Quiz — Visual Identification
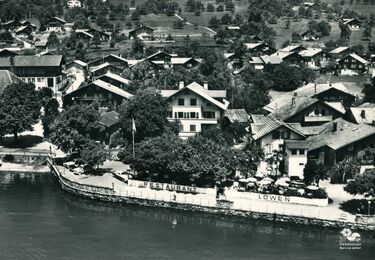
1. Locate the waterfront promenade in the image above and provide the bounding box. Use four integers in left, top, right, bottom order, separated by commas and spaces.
54, 164, 366, 226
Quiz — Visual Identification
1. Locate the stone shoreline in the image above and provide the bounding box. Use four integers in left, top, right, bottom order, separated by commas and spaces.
49, 164, 375, 231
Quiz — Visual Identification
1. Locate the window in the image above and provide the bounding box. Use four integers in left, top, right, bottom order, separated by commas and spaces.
299, 149, 305, 155
178, 112, 183, 118
321, 109, 326, 116
203, 111, 215, 118
348, 145, 353, 151
291, 149, 297, 155
178, 98, 184, 106
190, 125, 196, 132
299, 163, 305, 166
190, 98, 197, 106
190, 112, 197, 119
282, 131, 290, 139
272, 131, 280, 140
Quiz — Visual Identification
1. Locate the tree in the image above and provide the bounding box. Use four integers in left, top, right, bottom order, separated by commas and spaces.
49, 104, 104, 153
42, 97, 59, 138
329, 159, 360, 184
79, 141, 109, 170
303, 161, 326, 186
285, 18, 291, 29
119, 88, 171, 143
369, 13, 375, 28
339, 22, 351, 42
232, 81, 270, 114
93, 32, 101, 47
0, 82, 41, 141
362, 26, 372, 40
221, 13, 232, 25
363, 77, 375, 103
206, 3, 214, 12
209, 16, 221, 27
345, 170, 375, 198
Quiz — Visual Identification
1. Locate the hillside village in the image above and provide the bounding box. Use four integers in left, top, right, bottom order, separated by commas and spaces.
2, 0, 375, 217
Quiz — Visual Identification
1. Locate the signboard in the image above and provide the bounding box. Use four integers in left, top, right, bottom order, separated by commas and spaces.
128, 180, 216, 195
257, 194, 291, 203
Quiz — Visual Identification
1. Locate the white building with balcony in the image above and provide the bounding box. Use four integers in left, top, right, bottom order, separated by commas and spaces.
67, 0, 82, 8
161, 82, 229, 139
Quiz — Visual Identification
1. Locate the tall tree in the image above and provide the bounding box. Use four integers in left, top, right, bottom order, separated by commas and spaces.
0, 82, 41, 141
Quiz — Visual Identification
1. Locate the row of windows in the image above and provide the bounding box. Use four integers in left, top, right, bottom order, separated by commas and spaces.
178, 98, 197, 106
291, 149, 305, 155
167, 111, 216, 119
21, 77, 46, 83
272, 131, 291, 140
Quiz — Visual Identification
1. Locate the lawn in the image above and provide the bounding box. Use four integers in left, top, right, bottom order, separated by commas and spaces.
322, 0, 375, 16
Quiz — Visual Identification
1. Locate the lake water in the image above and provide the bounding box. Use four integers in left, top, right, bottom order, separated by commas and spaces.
0, 172, 374, 260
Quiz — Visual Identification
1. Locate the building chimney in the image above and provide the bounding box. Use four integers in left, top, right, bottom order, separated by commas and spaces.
203, 81, 208, 90
332, 122, 338, 132
361, 110, 366, 119
291, 96, 296, 106
314, 83, 317, 94
179, 81, 184, 90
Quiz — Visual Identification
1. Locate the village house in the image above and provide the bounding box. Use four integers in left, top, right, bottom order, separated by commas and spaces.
89, 63, 123, 78
67, 0, 82, 8
264, 82, 355, 113
14, 24, 35, 37
94, 71, 130, 90
342, 18, 362, 30
279, 45, 306, 53
249, 55, 283, 70
128, 25, 154, 40
298, 48, 328, 70
249, 114, 307, 179
307, 118, 375, 166
1, 20, 21, 30
75, 30, 94, 42
86, 28, 111, 41
0, 48, 18, 57
345, 103, 375, 125
63, 79, 133, 106
223, 109, 249, 127
337, 53, 368, 75
88, 54, 128, 69
66, 60, 88, 72
299, 29, 320, 41
244, 42, 276, 56
329, 46, 351, 60
0, 55, 66, 94
270, 51, 303, 64
45, 17, 66, 32
160, 82, 230, 139
267, 96, 345, 126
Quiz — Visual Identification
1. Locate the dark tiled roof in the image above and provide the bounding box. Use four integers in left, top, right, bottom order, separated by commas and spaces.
307, 118, 375, 151
224, 109, 249, 123
0, 70, 21, 94
0, 55, 63, 67
269, 96, 319, 121
250, 114, 305, 140
99, 111, 119, 128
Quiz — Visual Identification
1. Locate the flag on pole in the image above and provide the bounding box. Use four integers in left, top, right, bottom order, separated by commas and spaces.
132, 117, 136, 133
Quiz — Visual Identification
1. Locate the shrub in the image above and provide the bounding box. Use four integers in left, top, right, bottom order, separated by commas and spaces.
2, 154, 15, 162
340, 199, 375, 215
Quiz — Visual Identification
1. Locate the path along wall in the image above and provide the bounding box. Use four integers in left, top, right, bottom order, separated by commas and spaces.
225, 190, 328, 207
49, 163, 375, 231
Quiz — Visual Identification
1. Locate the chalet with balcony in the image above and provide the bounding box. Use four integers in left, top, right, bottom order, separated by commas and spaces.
337, 53, 368, 75
89, 63, 122, 77
249, 55, 283, 70
86, 28, 111, 41
307, 119, 375, 166
329, 47, 351, 60
268, 96, 345, 126
244, 42, 276, 56
298, 48, 328, 70
88, 54, 128, 69
264, 82, 355, 114
0, 55, 65, 94
45, 17, 66, 32
63, 79, 133, 106
160, 82, 229, 139
270, 51, 302, 64
94, 72, 130, 90
300, 29, 320, 41
342, 18, 362, 30
128, 25, 154, 39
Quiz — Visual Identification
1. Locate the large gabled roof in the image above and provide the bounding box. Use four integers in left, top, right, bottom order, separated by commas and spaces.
264, 82, 355, 113
250, 114, 305, 141
0, 70, 21, 94
307, 118, 375, 151
97, 71, 131, 85
339, 53, 368, 65
224, 109, 249, 123
0, 55, 64, 67
66, 79, 133, 99
160, 82, 229, 110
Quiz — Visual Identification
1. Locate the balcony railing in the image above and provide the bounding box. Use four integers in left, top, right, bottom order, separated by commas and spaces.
304, 115, 333, 122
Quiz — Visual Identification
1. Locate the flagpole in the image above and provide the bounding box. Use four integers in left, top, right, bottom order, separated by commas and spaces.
132, 127, 135, 158
132, 117, 135, 158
